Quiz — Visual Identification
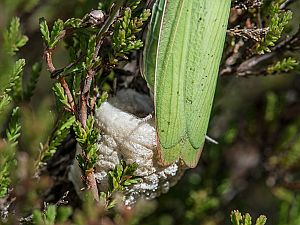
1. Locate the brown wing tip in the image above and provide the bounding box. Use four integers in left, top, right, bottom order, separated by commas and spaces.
181, 144, 204, 168
155, 134, 181, 167
156, 135, 204, 169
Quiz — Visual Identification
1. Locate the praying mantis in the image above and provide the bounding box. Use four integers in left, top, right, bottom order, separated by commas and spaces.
142, 0, 231, 167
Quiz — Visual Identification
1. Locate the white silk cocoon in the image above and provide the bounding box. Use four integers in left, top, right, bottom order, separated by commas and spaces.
69, 89, 186, 205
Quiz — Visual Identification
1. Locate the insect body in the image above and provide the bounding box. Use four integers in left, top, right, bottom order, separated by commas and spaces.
143, 0, 231, 167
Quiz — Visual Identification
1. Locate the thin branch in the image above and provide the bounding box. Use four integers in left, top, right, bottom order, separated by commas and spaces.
44, 50, 77, 114
85, 170, 100, 201
75, 2, 127, 199
94, 0, 126, 59
221, 27, 300, 76
58, 76, 76, 113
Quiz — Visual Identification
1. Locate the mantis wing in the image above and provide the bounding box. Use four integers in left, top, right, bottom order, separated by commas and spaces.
144, 0, 231, 168
142, 0, 167, 90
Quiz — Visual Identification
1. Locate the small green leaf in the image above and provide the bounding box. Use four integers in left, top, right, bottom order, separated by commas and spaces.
4, 17, 28, 55
62, 63, 84, 77
52, 83, 70, 109
6, 107, 21, 145
116, 164, 123, 179
123, 162, 138, 176
230, 210, 267, 225
96, 91, 108, 109
86, 115, 95, 132
39, 17, 51, 47
49, 19, 65, 49
255, 215, 267, 225
2, 59, 26, 95
32, 210, 44, 224
0, 94, 11, 114
86, 35, 97, 69
10, 58, 25, 96
231, 210, 242, 225
64, 18, 82, 28
112, 7, 150, 59
127, 0, 141, 10
256, 3, 293, 54
24, 62, 42, 101
76, 154, 86, 171
43, 114, 75, 162
244, 213, 252, 225
73, 121, 87, 145
56, 206, 72, 223
44, 205, 57, 225
0, 144, 17, 198
267, 57, 298, 74
107, 160, 140, 192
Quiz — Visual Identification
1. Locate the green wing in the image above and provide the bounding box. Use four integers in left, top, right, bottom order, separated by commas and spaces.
155, 0, 230, 168
143, 0, 231, 167
142, 0, 167, 90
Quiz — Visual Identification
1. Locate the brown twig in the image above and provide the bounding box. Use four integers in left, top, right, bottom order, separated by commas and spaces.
76, 2, 126, 200
94, 0, 126, 58
90, 89, 97, 112
78, 69, 99, 200
44, 50, 77, 114
80, 69, 96, 127
85, 170, 100, 201
221, 27, 300, 76
44, 47, 100, 200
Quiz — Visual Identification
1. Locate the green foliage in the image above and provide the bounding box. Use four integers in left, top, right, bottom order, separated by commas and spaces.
9, 58, 25, 100
1, 59, 25, 96
48, 115, 75, 155
126, 0, 141, 10
0, 144, 17, 198
256, 3, 293, 54
274, 189, 300, 225
39, 18, 64, 49
230, 210, 267, 225
95, 91, 108, 109
112, 7, 150, 59
0, 108, 20, 197
74, 116, 99, 171
85, 35, 96, 69
52, 83, 70, 110
0, 94, 11, 114
267, 57, 298, 74
98, 160, 141, 209
49, 19, 65, 49
39, 18, 51, 47
24, 62, 42, 101
85, 35, 101, 70
3, 17, 28, 55
64, 18, 82, 28
32, 204, 72, 225
0, 17, 25, 199
39, 114, 76, 163
6, 107, 21, 145
108, 160, 141, 192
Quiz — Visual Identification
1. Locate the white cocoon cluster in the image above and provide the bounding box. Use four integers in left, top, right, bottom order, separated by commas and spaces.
69, 89, 186, 205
